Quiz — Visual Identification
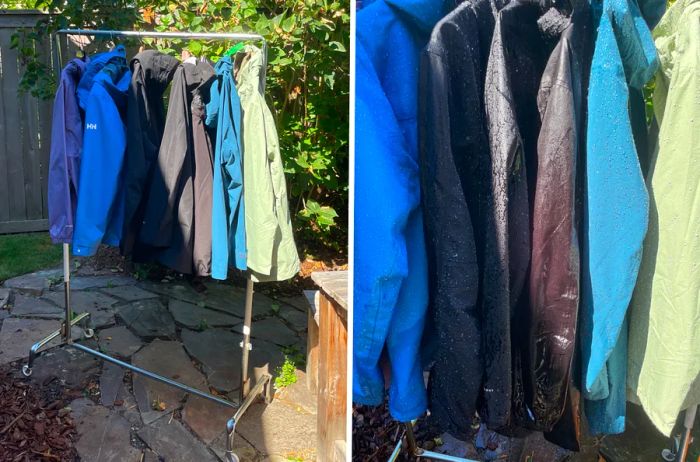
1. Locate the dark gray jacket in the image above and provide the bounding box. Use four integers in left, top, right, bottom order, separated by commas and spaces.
419, 0, 499, 439
140, 61, 215, 274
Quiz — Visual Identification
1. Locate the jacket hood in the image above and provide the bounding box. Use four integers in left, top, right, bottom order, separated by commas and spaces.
183, 60, 215, 94
77, 45, 127, 110
384, 0, 452, 33
130, 50, 180, 95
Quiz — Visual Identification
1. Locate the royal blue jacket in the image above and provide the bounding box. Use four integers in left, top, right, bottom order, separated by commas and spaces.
354, 0, 449, 422
72, 47, 131, 256
579, 0, 662, 434
206, 56, 247, 279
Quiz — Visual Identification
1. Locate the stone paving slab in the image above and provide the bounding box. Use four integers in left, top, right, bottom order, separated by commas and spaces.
100, 362, 125, 407
0, 317, 61, 364
10, 294, 64, 319
182, 329, 285, 393
132, 339, 209, 424
117, 299, 176, 339
277, 307, 308, 333
274, 371, 317, 416
101, 284, 159, 301
169, 299, 241, 330
236, 398, 317, 460
183, 395, 234, 444
98, 325, 144, 358
232, 318, 299, 347
30, 343, 100, 388
139, 415, 219, 462
0, 288, 10, 310
66, 275, 134, 290
43, 290, 119, 328
71, 398, 143, 462
2, 268, 62, 295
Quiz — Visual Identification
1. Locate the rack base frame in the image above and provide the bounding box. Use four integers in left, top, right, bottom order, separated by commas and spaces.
24, 243, 272, 462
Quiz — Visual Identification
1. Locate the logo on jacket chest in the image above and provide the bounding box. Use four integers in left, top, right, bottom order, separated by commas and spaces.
86, 123, 97, 130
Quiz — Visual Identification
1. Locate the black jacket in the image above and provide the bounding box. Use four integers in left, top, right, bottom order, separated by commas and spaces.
418, 0, 499, 439
122, 51, 180, 257
526, 5, 592, 444
141, 61, 215, 274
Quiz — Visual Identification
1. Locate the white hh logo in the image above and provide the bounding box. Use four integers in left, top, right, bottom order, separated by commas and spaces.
86, 123, 97, 130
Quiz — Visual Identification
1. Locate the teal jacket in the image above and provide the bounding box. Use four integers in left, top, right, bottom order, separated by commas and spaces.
207, 56, 247, 279
580, 0, 662, 435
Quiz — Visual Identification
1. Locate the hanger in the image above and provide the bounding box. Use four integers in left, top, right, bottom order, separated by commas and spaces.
224, 42, 245, 57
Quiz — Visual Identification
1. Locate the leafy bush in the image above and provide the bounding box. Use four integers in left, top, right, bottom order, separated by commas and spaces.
12, 0, 349, 255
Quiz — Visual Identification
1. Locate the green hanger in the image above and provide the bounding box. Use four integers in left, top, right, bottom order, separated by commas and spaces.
225, 42, 245, 57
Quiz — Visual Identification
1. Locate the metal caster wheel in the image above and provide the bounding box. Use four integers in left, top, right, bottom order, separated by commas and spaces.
83, 328, 94, 339
226, 453, 240, 462
21, 365, 32, 377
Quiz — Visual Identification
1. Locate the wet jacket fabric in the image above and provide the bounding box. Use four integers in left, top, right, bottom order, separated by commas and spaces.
627, 0, 700, 436
525, 6, 592, 434
354, 0, 450, 421
418, 0, 497, 437
48, 58, 87, 244
206, 56, 247, 279
141, 61, 215, 275
237, 46, 300, 282
579, 0, 660, 435
72, 48, 131, 256
121, 51, 180, 258
483, 1, 565, 429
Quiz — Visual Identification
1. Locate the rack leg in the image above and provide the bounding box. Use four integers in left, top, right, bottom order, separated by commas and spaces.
225, 374, 271, 462
676, 405, 697, 462
22, 312, 91, 376
240, 278, 254, 401
62, 244, 73, 343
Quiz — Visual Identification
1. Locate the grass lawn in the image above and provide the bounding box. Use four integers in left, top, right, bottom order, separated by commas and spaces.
0, 233, 62, 283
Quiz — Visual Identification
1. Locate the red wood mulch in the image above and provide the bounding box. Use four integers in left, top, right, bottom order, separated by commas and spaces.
0, 367, 77, 462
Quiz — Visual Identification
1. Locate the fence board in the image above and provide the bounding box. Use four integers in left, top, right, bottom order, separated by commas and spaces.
0, 11, 52, 233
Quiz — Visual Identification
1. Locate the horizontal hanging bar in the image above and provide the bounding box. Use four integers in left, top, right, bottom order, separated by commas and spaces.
70, 342, 238, 409
57, 29, 265, 42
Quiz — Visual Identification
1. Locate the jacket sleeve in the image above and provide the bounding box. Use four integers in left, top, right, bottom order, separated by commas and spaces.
47, 76, 73, 243
210, 75, 232, 279
352, 41, 415, 407
72, 84, 127, 256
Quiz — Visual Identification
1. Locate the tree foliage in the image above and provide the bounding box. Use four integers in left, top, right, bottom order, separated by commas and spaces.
11, 0, 349, 255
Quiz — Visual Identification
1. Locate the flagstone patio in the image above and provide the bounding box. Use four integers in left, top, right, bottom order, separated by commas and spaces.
0, 265, 316, 461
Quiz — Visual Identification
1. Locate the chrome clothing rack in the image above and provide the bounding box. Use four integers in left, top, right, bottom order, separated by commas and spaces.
23, 29, 271, 462
387, 421, 478, 462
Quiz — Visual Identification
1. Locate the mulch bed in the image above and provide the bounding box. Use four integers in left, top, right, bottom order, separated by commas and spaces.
0, 367, 77, 462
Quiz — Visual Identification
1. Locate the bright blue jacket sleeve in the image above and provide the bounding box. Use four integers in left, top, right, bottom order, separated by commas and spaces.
72, 81, 128, 256
353, 40, 428, 421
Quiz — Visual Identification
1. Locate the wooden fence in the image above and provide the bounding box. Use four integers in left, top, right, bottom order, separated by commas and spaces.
0, 10, 53, 234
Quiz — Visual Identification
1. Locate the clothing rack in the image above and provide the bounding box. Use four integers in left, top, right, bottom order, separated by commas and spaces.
22, 29, 272, 462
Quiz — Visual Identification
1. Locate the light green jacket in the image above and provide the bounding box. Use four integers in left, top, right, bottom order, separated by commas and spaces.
237, 45, 300, 282
627, 0, 700, 436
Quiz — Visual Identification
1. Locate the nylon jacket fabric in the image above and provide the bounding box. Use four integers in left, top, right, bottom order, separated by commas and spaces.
525, 6, 592, 433
627, 0, 700, 436
121, 51, 180, 257
140, 61, 215, 274
354, 0, 449, 421
237, 46, 300, 282
484, 1, 564, 429
73, 52, 131, 256
579, 0, 660, 434
206, 56, 247, 279
418, 0, 497, 437
48, 58, 87, 244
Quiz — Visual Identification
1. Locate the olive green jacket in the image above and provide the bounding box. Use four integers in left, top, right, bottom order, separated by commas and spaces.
628, 0, 700, 436
236, 45, 300, 282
